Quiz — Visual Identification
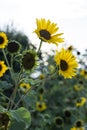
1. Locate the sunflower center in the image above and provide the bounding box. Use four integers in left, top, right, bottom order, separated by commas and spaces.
64, 110, 71, 118
0, 64, 2, 71
22, 52, 35, 70
39, 30, 51, 40
84, 71, 87, 75
77, 98, 82, 103
7, 41, 20, 53
38, 104, 42, 108
60, 60, 68, 71
23, 85, 27, 89
55, 118, 63, 126
76, 121, 82, 127
0, 36, 4, 44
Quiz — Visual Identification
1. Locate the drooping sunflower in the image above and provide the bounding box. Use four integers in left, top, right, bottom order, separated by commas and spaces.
22, 50, 37, 70
34, 18, 64, 45
0, 113, 10, 128
7, 40, 21, 54
54, 48, 78, 78
0, 61, 8, 77
0, 32, 8, 48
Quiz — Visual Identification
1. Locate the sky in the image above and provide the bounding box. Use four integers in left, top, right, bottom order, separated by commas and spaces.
0, 0, 87, 53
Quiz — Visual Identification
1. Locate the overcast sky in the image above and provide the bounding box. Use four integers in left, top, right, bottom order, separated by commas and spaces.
0, 0, 87, 52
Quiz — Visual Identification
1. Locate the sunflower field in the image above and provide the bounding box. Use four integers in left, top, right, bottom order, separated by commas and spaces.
0, 18, 87, 130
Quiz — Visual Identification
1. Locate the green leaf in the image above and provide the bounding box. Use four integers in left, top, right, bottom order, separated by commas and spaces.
9, 107, 31, 129
9, 120, 25, 130
0, 105, 5, 112
0, 80, 13, 89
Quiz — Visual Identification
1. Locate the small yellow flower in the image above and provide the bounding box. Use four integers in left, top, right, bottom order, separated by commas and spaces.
36, 101, 47, 112
70, 127, 85, 130
0, 32, 8, 48
70, 127, 77, 130
54, 48, 78, 78
76, 97, 86, 107
0, 61, 8, 77
71, 120, 85, 130
20, 83, 31, 93
34, 18, 64, 45
80, 69, 87, 79
39, 74, 45, 79
74, 85, 83, 91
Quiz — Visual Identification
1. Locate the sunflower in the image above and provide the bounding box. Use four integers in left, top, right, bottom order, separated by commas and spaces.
54, 48, 78, 78
70, 120, 85, 130
75, 120, 83, 128
0, 32, 8, 48
64, 109, 72, 118
22, 50, 37, 70
80, 69, 87, 79
36, 101, 47, 112
20, 83, 31, 93
7, 40, 21, 54
74, 84, 84, 91
76, 97, 86, 107
70, 127, 85, 130
54, 116, 64, 128
0, 113, 10, 128
34, 18, 64, 45
0, 61, 8, 77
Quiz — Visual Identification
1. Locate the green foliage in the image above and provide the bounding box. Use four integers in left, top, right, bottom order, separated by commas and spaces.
9, 107, 31, 130
0, 21, 87, 130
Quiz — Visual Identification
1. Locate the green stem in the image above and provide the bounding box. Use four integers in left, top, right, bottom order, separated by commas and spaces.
2, 49, 14, 81
13, 85, 37, 110
8, 68, 23, 110
37, 40, 43, 54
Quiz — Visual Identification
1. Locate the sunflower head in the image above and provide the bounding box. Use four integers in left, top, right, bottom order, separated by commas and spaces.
38, 87, 44, 94
39, 73, 45, 80
34, 18, 64, 45
0, 61, 8, 77
74, 84, 83, 91
64, 109, 72, 118
54, 116, 64, 128
75, 120, 83, 128
7, 40, 21, 54
36, 101, 47, 112
22, 50, 37, 70
80, 69, 87, 79
20, 83, 31, 93
70, 126, 85, 130
0, 32, 8, 49
0, 113, 10, 128
76, 97, 86, 107
54, 48, 78, 78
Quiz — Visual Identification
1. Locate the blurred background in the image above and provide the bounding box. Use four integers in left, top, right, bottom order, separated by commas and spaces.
0, 0, 87, 52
